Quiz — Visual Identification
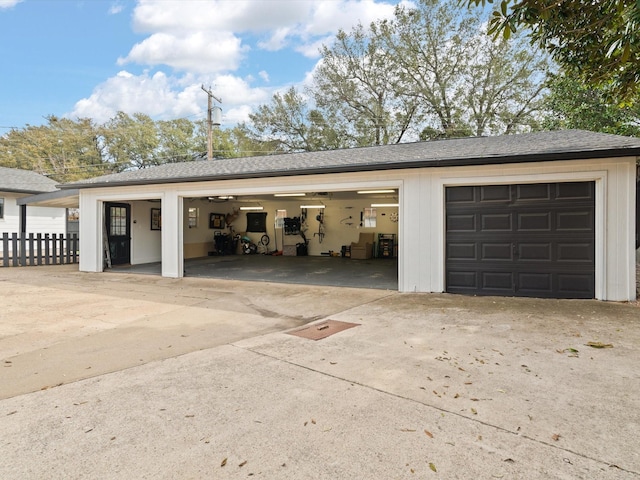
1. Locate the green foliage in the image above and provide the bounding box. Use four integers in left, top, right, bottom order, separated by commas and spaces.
313, 23, 419, 145
382, 0, 549, 137
0, 113, 245, 182
247, 0, 549, 147
463, 0, 640, 103
0, 116, 108, 182
101, 112, 160, 170
244, 87, 353, 152
542, 75, 640, 137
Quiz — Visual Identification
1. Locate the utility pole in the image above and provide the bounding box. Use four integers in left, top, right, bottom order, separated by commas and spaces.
201, 85, 222, 161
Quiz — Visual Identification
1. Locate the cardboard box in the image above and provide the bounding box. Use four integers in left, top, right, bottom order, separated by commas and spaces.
283, 245, 297, 256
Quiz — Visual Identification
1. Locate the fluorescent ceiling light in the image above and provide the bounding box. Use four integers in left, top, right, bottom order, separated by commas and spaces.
357, 189, 395, 194
274, 193, 306, 197
371, 203, 399, 207
300, 205, 325, 209
218, 196, 234, 200
240, 206, 263, 211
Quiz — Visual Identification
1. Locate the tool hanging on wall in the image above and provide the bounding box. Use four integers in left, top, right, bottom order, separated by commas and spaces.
314, 210, 325, 243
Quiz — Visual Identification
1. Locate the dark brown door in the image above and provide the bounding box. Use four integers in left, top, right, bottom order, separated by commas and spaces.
446, 182, 595, 299
106, 202, 131, 265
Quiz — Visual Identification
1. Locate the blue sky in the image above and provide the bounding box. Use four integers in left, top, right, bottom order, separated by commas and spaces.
0, 0, 403, 135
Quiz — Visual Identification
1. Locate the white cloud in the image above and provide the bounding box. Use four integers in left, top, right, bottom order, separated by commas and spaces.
302, 0, 396, 37
69, 0, 402, 127
258, 27, 292, 52
294, 35, 334, 59
118, 31, 247, 73
124, 0, 398, 68
131, 0, 312, 35
70, 71, 201, 123
68, 70, 274, 126
108, 2, 125, 15
0, 0, 22, 9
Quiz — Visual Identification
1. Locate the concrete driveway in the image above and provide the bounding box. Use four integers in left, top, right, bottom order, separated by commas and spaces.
0, 265, 638, 479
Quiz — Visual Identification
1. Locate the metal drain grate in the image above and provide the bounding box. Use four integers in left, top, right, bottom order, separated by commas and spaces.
287, 320, 360, 341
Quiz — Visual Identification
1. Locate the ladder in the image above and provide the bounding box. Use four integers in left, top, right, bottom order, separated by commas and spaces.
103, 227, 111, 269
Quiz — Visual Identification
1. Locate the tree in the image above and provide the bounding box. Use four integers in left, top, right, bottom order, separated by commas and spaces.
542, 75, 640, 137
313, 23, 420, 146
379, 0, 549, 139
101, 112, 160, 170
463, 0, 640, 103
156, 118, 201, 163
0, 116, 109, 182
462, 34, 549, 135
244, 87, 346, 152
244, 0, 548, 147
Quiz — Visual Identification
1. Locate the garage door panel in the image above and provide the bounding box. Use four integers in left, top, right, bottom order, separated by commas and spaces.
517, 212, 551, 231
556, 211, 593, 231
481, 213, 512, 231
481, 243, 513, 261
557, 242, 594, 262
481, 185, 511, 202
518, 243, 552, 261
556, 182, 594, 200
481, 271, 514, 290
518, 272, 552, 294
447, 243, 477, 260
446, 186, 476, 203
447, 270, 478, 289
446, 182, 595, 299
447, 214, 476, 232
557, 273, 595, 295
516, 183, 551, 201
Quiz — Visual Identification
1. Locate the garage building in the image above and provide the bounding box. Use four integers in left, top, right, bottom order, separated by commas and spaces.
61, 130, 640, 301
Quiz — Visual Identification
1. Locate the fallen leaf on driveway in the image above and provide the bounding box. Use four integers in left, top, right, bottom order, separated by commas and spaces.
424, 430, 434, 438
221, 458, 227, 467
586, 342, 613, 348
551, 434, 561, 441
429, 463, 437, 472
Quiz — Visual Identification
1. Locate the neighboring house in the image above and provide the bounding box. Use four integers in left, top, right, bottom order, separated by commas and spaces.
60, 130, 640, 301
0, 166, 67, 239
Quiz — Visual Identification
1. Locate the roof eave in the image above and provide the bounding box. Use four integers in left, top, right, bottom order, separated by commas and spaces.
59, 147, 640, 191
0, 188, 54, 195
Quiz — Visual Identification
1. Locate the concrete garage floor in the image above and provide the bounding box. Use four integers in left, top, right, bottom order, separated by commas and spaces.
1, 265, 639, 479
114, 254, 399, 290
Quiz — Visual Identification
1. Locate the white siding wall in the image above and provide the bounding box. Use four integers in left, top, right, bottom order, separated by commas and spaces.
78, 156, 637, 301
0, 192, 66, 236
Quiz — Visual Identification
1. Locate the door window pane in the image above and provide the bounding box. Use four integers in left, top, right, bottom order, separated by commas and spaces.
188, 207, 199, 228
110, 207, 127, 235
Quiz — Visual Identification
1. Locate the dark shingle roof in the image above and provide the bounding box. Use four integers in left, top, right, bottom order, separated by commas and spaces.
61, 130, 640, 190
0, 167, 59, 194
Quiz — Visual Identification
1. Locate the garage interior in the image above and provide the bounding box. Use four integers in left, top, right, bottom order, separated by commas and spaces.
111, 188, 400, 290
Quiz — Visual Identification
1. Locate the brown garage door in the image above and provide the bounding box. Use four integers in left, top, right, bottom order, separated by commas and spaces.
446, 182, 595, 298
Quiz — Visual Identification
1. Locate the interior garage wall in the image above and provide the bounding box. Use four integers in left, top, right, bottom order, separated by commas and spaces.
130, 200, 161, 265
181, 197, 399, 258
